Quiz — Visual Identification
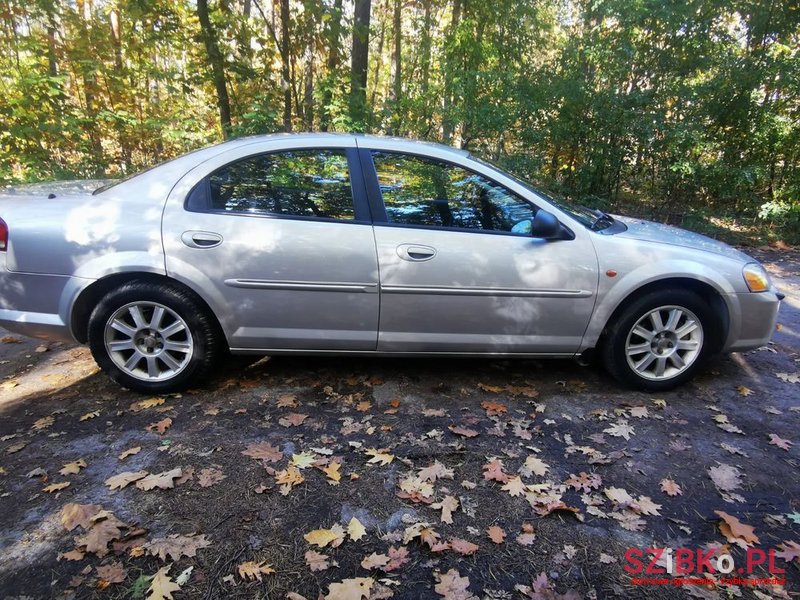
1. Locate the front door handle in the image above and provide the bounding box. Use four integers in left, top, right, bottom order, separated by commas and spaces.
397, 244, 437, 262
182, 231, 223, 249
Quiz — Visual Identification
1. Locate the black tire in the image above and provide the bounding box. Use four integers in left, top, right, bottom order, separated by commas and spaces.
601, 289, 721, 391
88, 281, 224, 394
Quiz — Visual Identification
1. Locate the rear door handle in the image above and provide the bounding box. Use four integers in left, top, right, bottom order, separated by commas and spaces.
397, 244, 436, 262
181, 231, 223, 249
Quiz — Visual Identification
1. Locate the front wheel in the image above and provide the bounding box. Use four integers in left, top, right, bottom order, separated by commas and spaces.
601, 289, 720, 391
88, 281, 223, 394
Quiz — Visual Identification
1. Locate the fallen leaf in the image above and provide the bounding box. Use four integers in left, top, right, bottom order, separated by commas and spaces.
361, 552, 390, 570
431, 495, 459, 523
237, 560, 274, 581
385, 546, 409, 571
501, 476, 527, 497
487, 526, 506, 544
737, 386, 753, 397
708, 464, 742, 492
60, 458, 87, 475
135, 468, 182, 491
716, 511, 759, 548
660, 478, 683, 496
481, 400, 507, 416
325, 577, 373, 600
519, 455, 549, 477
197, 467, 226, 487
130, 397, 165, 412
80, 410, 100, 421
43, 481, 70, 493
305, 524, 346, 548
96, 561, 127, 584
33, 416, 55, 430
483, 459, 511, 483
768, 433, 792, 451
322, 461, 342, 482
347, 517, 367, 541
292, 452, 316, 469
604, 420, 635, 440
776, 540, 800, 564
106, 470, 148, 490
242, 441, 283, 462
448, 425, 479, 438
146, 418, 172, 435
61, 503, 103, 531
144, 534, 211, 561
365, 448, 394, 466
305, 550, 332, 571
418, 460, 454, 482
565, 472, 601, 492
147, 566, 181, 600
449, 538, 479, 555
434, 569, 477, 600
118, 447, 141, 460
279, 413, 308, 427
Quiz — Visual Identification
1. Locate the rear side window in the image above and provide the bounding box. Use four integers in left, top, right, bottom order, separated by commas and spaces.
371, 151, 537, 233
188, 149, 355, 220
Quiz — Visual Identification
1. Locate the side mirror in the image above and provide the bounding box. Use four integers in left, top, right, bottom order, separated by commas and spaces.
530, 209, 562, 239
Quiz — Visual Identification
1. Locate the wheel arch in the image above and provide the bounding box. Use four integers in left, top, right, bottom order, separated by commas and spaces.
69, 272, 227, 346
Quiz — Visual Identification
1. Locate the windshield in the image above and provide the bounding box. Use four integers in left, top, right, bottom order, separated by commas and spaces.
472, 156, 604, 229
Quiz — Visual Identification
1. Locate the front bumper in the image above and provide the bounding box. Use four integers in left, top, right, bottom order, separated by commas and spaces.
724, 289, 781, 352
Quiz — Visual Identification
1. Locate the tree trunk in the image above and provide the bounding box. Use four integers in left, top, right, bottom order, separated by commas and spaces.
279, 0, 292, 131
442, 0, 461, 143
109, 9, 123, 73
197, 0, 233, 137
320, 0, 343, 131
349, 0, 371, 127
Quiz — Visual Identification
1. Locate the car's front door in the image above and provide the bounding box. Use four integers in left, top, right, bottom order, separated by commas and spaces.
162, 143, 380, 351
362, 149, 599, 354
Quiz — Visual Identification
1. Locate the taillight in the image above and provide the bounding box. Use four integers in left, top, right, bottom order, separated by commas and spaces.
0, 217, 7, 251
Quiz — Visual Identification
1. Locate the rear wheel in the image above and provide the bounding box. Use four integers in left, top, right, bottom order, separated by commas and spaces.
88, 281, 223, 394
601, 289, 719, 391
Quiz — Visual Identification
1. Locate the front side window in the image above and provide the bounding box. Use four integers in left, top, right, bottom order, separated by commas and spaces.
195, 149, 355, 220
371, 151, 537, 233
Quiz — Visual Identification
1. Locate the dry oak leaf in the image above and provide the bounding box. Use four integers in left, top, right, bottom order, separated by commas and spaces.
241, 441, 283, 462
448, 424, 479, 438
483, 459, 512, 483
305, 550, 332, 571
130, 397, 165, 412
481, 400, 508, 416
238, 560, 274, 581
769, 433, 793, 451
305, 523, 346, 548
106, 470, 148, 490
431, 495, 459, 524
565, 472, 601, 492
519, 455, 549, 478
403, 521, 441, 549
144, 533, 211, 561
61, 503, 103, 531
197, 467, 226, 488
347, 517, 367, 541
80, 410, 100, 421
118, 446, 141, 461
61, 549, 85, 561
75, 513, 127, 557
146, 566, 181, 600
418, 460, 454, 483
292, 452, 316, 469
434, 569, 477, 600
516, 532, 536, 546
604, 420, 635, 440
361, 552, 390, 570
96, 561, 127, 584
660, 478, 683, 497
604, 487, 635, 506
59, 459, 87, 476
275, 466, 305, 494
325, 577, 373, 600
43, 481, 70, 493
277, 393, 298, 408
135, 468, 182, 491
708, 464, 742, 492
449, 538, 479, 555
737, 385, 754, 397
33, 415, 55, 430
776, 541, 800, 564
322, 461, 342, 482
279, 412, 308, 427
146, 418, 172, 435
365, 448, 394, 465
487, 526, 506, 544
716, 511, 759, 548
502, 476, 527, 497
385, 546, 410, 571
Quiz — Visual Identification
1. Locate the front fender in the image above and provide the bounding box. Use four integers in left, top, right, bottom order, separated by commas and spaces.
580, 259, 740, 351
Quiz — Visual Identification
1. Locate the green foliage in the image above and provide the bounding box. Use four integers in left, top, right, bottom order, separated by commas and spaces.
0, 0, 797, 242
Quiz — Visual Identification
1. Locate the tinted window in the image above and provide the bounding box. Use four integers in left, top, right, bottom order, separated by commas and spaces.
371, 151, 537, 233
203, 150, 354, 220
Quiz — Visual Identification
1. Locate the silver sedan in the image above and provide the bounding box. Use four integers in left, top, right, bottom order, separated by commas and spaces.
0, 134, 782, 393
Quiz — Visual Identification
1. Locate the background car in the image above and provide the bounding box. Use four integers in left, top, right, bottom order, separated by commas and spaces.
0, 134, 782, 393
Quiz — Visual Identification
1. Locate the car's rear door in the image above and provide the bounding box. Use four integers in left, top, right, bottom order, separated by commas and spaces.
162, 138, 380, 351
358, 144, 599, 354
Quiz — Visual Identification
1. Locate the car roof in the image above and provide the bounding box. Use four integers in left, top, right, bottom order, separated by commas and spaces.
213, 132, 471, 158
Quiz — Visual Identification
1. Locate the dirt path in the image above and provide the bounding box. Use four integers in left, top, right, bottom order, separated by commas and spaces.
1, 248, 798, 599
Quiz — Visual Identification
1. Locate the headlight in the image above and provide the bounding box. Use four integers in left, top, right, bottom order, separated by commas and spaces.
742, 263, 770, 292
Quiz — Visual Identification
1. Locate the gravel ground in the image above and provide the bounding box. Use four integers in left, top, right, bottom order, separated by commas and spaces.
0, 247, 798, 600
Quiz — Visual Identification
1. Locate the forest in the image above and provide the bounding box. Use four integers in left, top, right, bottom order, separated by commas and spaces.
0, 0, 798, 242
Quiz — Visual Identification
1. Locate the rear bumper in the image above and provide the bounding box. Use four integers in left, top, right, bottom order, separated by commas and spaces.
0, 268, 80, 342
724, 289, 781, 352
